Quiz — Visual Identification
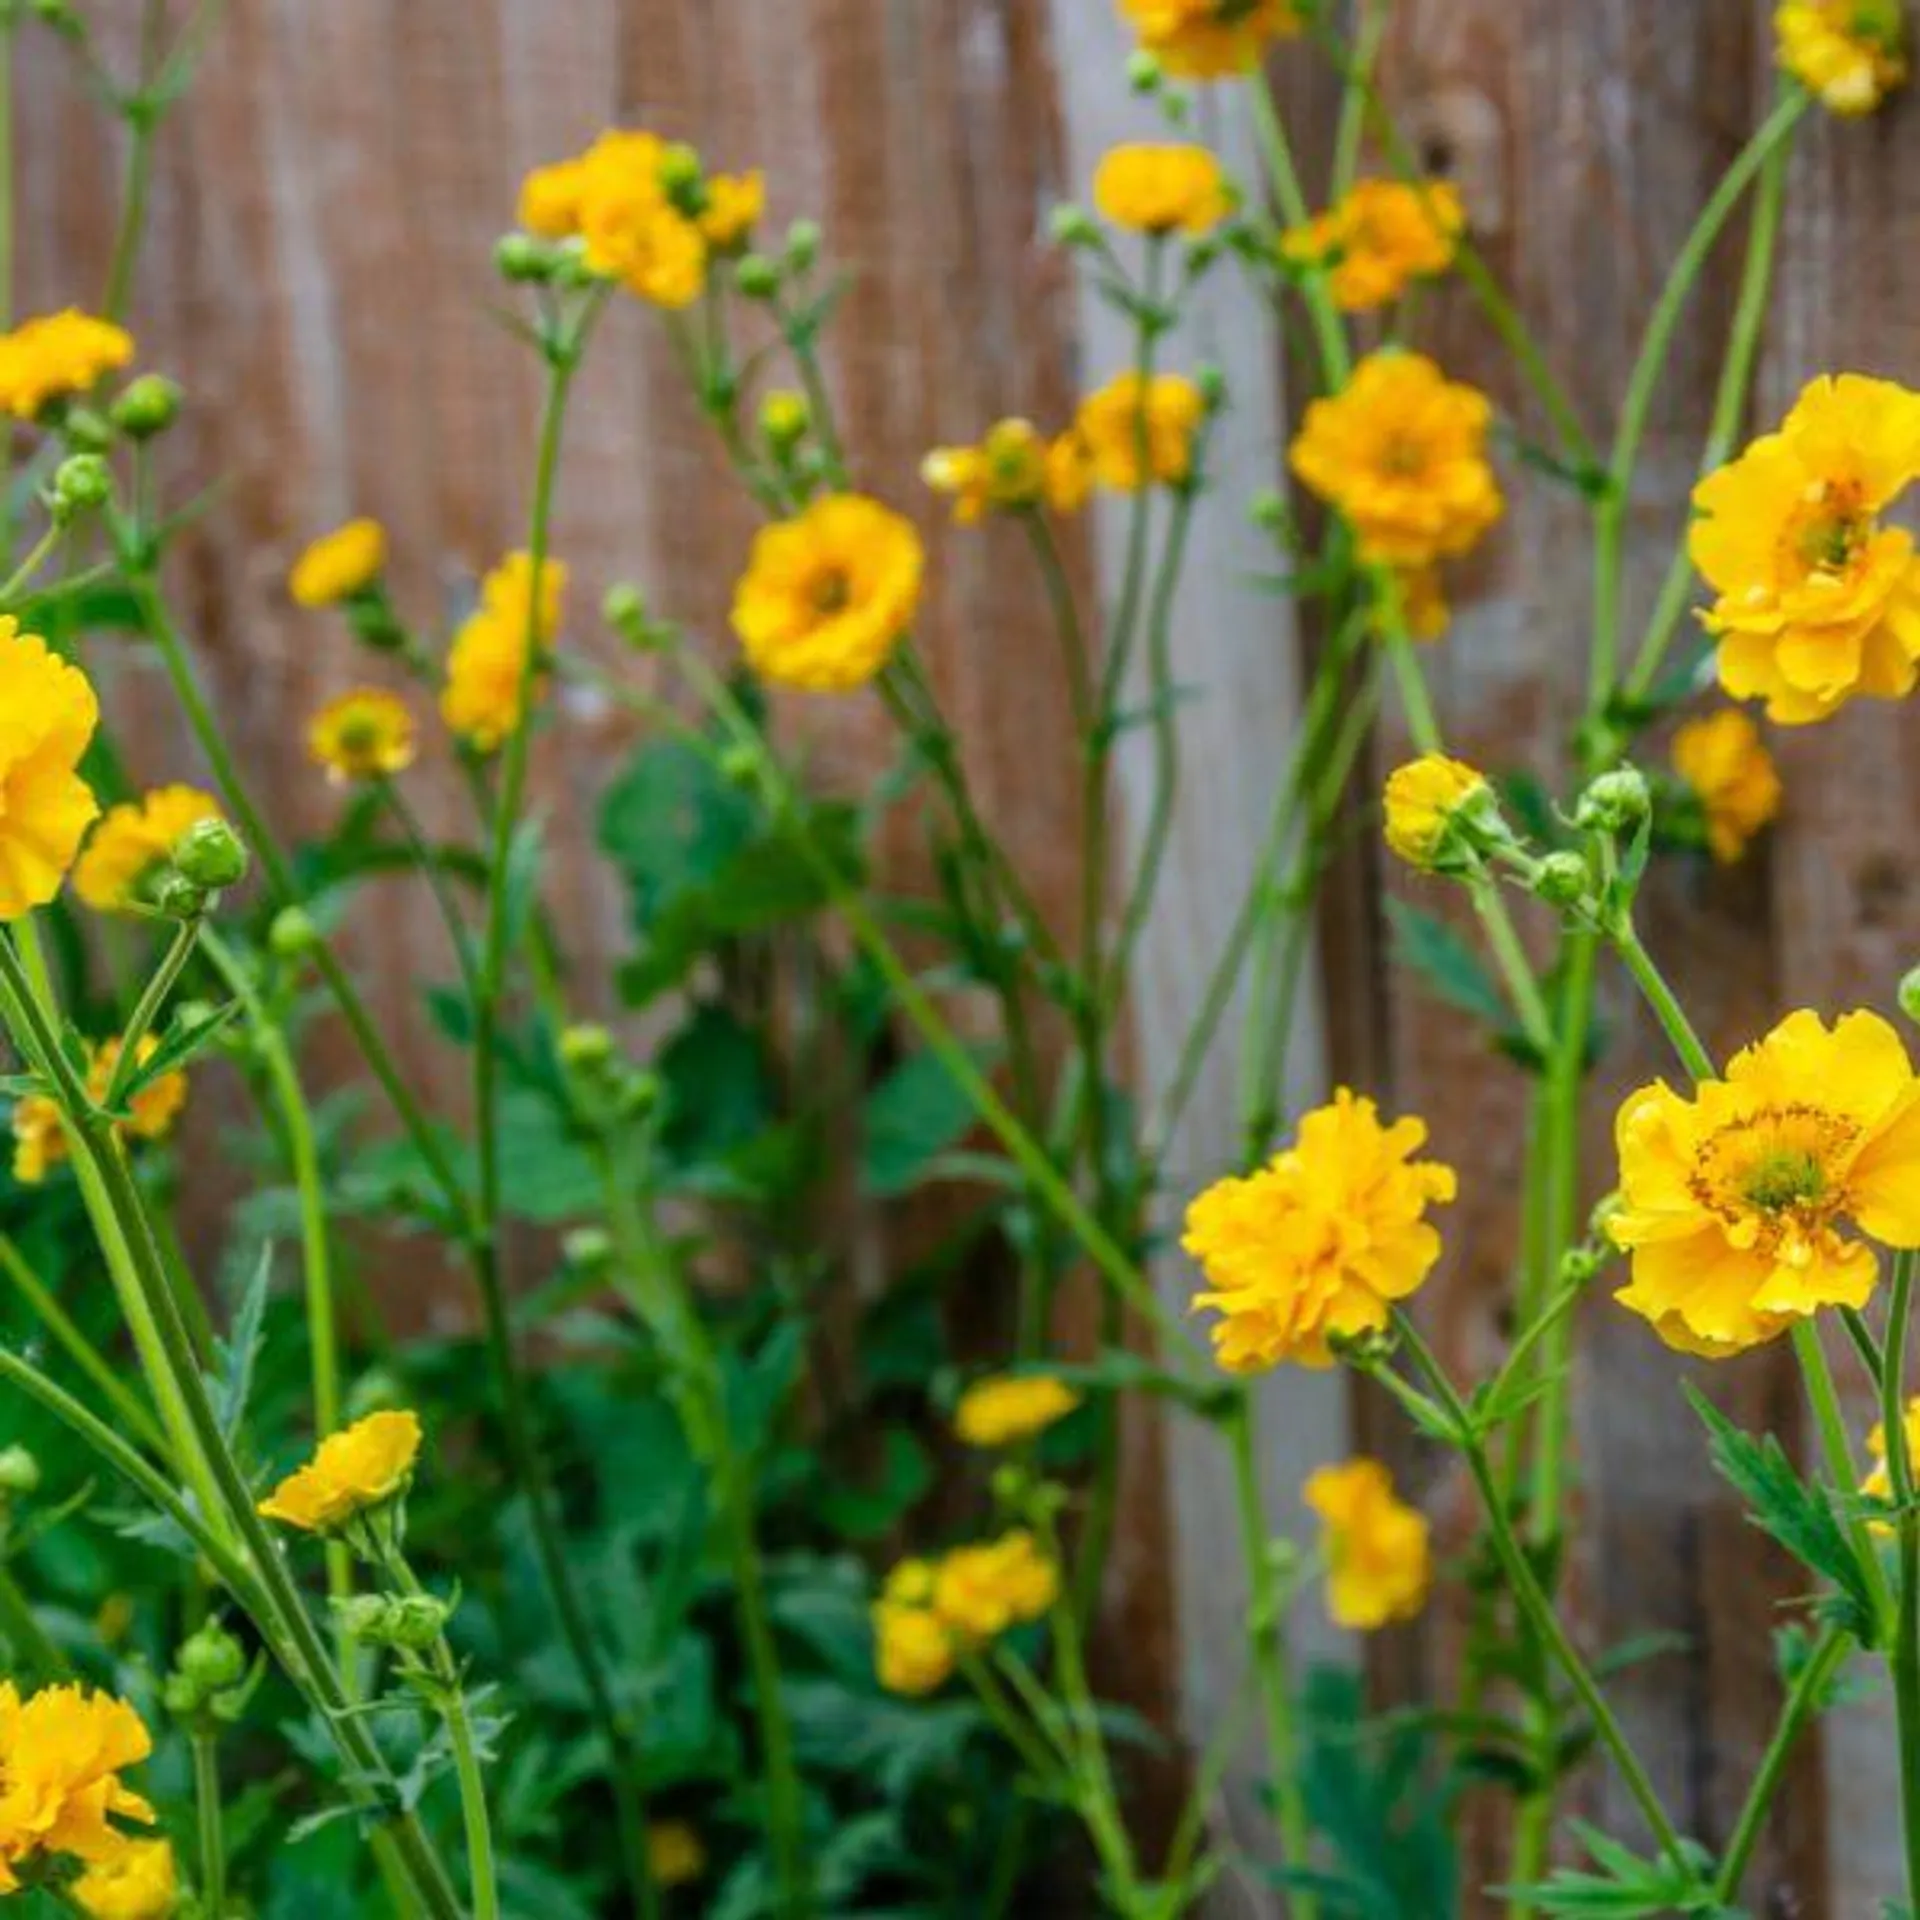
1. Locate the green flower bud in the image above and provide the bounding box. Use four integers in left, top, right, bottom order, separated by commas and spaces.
172, 816, 249, 892
1248, 488, 1290, 534
1048, 204, 1100, 250
616, 1070, 662, 1121
269, 906, 318, 960
760, 389, 810, 450
563, 1226, 615, 1275
658, 142, 707, 216
1531, 852, 1591, 909
718, 742, 762, 788
735, 254, 781, 300
1195, 363, 1228, 410
0, 1445, 41, 1496
559, 1023, 616, 1071
1901, 965, 1920, 1028
494, 233, 557, 283
110, 373, 183, 439
1574, 767, 1652, 835
50, 452, 112, 518
602, 581, 648, 644
784, 219, 822, 273
178, 1620, 247, 1694
59, 407, 114, 453
332, 1590, 450, 1653
1126, 49, 1163, 92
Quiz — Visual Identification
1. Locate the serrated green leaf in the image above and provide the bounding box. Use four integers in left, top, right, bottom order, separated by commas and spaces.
1385, 897, 1512, 1034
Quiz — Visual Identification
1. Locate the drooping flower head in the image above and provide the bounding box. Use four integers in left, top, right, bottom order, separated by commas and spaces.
257, 1409, 423, 1535
0, 1683, 156, 1894
1290, 352, 1503, 568
1076, 372, 1207, 492
73, 787, 222, 916
1184, 1090, 1457, 1370
699, 171, 765, 251
308, 688, 417, 784
1280, 179, 1465, 313
1093, 144, 1233, 236
1690, 373, 1920, 724
1610, 1010, 1920, 1357
953, 1374, 1083, 1448
71, 1836, 179, 1920
441, 551, 568, 753
0, 619, 99, 920
520, 130, 707, 308
1382, 754, 1491, 872
289, 518, 387, 608
646, 1821, 707, 1890
1303, 1457, 1432, 1630
0, 311, 133, 420
731, 494, 924, 691
1776, 1, 1906, 114
1116, 0, 1303, 79
1671, 709, 1783, 863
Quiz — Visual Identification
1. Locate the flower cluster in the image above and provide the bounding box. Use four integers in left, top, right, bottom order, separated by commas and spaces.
0, 1683, 158, 1896
922, 418, 1091, 525
1303, 1457, 1433, 1631
1281, 179, 1465, 313
0, 309, 134, 420
872, 1532, 1060, 1696
442, 550, 569, 751
1775, 0, 1906, 115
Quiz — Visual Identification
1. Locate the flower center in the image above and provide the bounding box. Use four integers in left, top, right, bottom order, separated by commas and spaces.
337, 715, 383, 758
1740, 1148, 1827, 1213
1688, 1103, 1859, 1240
1788, 480, 1872, 578
808, 566, 852, 617
1379, 434, 1430, 481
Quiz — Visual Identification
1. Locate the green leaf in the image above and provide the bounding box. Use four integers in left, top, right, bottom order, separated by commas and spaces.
812, 1428, 932, 1541
860, 1046, 995, 1198
1497, 1823, 1723, 1916
114, 999, 241, 1104
211, 1245, 273, 1443
1384, 898, 1511, 1034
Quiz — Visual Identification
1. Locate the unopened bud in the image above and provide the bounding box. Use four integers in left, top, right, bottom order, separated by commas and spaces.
1532, 852, 1591, 909
59, 407, 113, 453
784, 219, 822, 274
51, 453, 111, 518
1900, 965, 1920, 1028
563, 1226, 614, 1275
735, 254, 781, 300
178, 1620, 247, 1694
0, 1445, 40, 1496
332, 1591, 451, 1653
110, 374, 182, 439
1248, 488, 1289, 535
494, 233, 557, 283
760, 389, 810, 450
1048, 204, 1100, 250
602, 581, 648, 644
172, 817, 249, 892
718, 743, 761, 788
559, 1024, 616, 1072
657, 142, 706, 214
269, 906, 317, 960
1575, 767, 1652, 836
1195, 364, 1228, 410
1126, 49, 1163, 92
346, 1369, 405, 1419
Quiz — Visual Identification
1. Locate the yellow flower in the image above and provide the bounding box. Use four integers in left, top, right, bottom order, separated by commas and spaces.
518, 154, 594, 237
0, 1683, 155, 1893
1290, 351, 1503, 568
11, 1035, 187, 1187
1776, 0, 1905, 113
1671, 709, 1783, 863
1116, 0, 1302, 78
289, 519, 387, 608
10, 1091, 63, 1186
1046, 430, 1095, 515
731, 494, 924, 691
0, 311, 134, 420
257, 1409, 423, 1534
440, 551, 568, 753
1392, 565, 1449, 642
1610, 1010, 1920, 1357
921, 419, 1049, 524
872, 1596, 957, 1696
523, 130, 707, 308
73, 787, 222, 916
646, 1820, 707, 1889
1280, 179, 1465, 312
1184, 1090, 1457, 1370
700, 170, 765, 250
1381, 754, 1490, 870
931, 1531, 1059, 1641
1303, 1458, 1431, 1631
1076, 372, 1206, 492
71, 1837, 178, 1920
1093, 144, 1232, 235
1691, 373, 1920, 725
953, 1374, 1082, 1448
1862, 1397, 1920, 1532
308, 688, 417, 783
0, 619, 100, 920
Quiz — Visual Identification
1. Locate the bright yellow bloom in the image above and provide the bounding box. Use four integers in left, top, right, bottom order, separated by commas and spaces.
10, 1090, 63, 1185
257, 1409, 423, 1534
731, 494, 924, 691
1304, 1458, 1432, 1631
521, 130, 706, 307
1862, 1397, 1920, 1532
1610, 1010, 1920, 1357
11, 1035, 188, 1187
953, 1374, 1082, 1448
1382, 754, 1489, 870
308, 688, 417, 784
1077, 372, 1206, 492
0, 619, 99, 920
1691, 373, 1920, 725
1776, 1, 1905, 113
0, 1684, 155, 1894
1671, 709, 1783, 863
921, 419, 1050, 524
71, 1837, 178, 1920
289, 518, 387, 608
700, 170, 765, 250
0, 311, 133, 420
1185, 1090, 1456, 1370
873, 1596, 957, 1696
1281, 179, 1465, 312
1046, 430, 1095, 515
1116, 0, 1302, 78
646, 1820, 706, 1889
1093, 144, 1232, 235
72, 786, 221, 916
440, 551, 568, 753
931, 1531, 1059, 1640
1291, 351, 1503, 568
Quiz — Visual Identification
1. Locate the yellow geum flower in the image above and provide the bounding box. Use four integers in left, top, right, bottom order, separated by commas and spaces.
1184, 1090, 1457, 1370
1862, 1396, 1920, 1533
700, 170, 765, 250
440, 551, 568, 753
1303, 1457, 1432, 1631
646, 1820, 707, 1890
931, 1531, 1059, 1642
1076, 372, 1207, 492
1382, 754, 1490, 871
257, 1409, 423, 1534
1280, 178, 1465, 313
11, 1034, 188, 1187
10, 1090, 63, 1186
1046, 429, 1095, 515
289, 518, 387, 608
71, 1837, 179, 1920
73, 786, 222, 915
921, 419, 1050, 525
1610, 1010, 1920, 1357
1691, 373, 1920, 725
522, 130, 707, 308
1290, 351, 1503, 568
872, 1594, 957, 1697
1093, 144, 1232, 236
1671, 709, 1783, 863
308, 688, 417, 784
0, 1683, 155, 1894
1116, 0, 1302, 79
953, 1374, 1082, 1448
1776, 0, 1905, 114
0, 619, 99, 920
0, 310, 134, 420
731, 493, 924, 692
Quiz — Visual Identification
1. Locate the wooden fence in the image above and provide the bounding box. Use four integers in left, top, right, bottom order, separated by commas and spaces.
20, 4, 1920, 1914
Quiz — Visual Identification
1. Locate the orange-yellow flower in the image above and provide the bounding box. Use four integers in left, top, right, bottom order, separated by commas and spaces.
73, 787, 222, 915
1392, 565, 1450, 642
0, 618, 99, 919
1610, 1010, 1920, 1357
71, 1837, 178, 1920
700, 170, 765, 250
1776, 1, 1905, 114
731, 494, 924, 691
308, 688, 417, 783
1863, 1397, 1920, 1532
1076, 372, 1207, 492
1690, 373, 1920, 725
0, 310, 133, 420
521, 130, 706, 308
930, 1531, 1059, 1641
872, 1594, 956, 1697
1382, 754, 1490, 871
921, 419, 1049, 524
1671, 709, 1783, 863
1280, 179, 1465, 312
1291, 351, 1503, 568
1093, 144, 1232, 235
1184, 1090, 1456, 1370
258, 1410, 423, 1534
0, 1683, 155, 1893
289, 518, 387, 608
646, 1821, 707, 1890
1116, 0, 1302, 79
1304, 1458, 1431, 1630
953, 1374, 1082, 1448
441, 551, 568, 753
1045, 429, 1096, 515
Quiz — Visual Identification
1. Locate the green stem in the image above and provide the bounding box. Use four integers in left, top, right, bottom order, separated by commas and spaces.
100, 913, 199, 1109
1468, 876, 1555, 1059
1607, 918, 1715, 1083
1790, 1320, 1894, 1629
0, 522, 62, 603
1879, 1249, 1920, 1915
0, 1562, 66, 1681
102, 110, 156, 323
1330, 0, 1387, 195
1384, 629, 1444, 754
192, 1732, 225, 1918
1248, 73, 1350, 384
